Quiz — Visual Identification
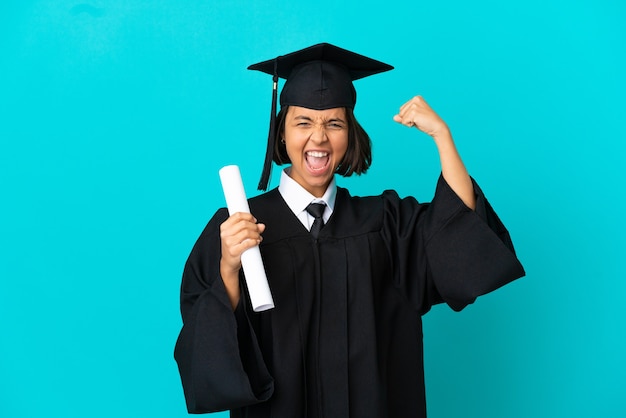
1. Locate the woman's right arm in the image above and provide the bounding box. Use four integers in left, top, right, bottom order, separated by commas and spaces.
219, 212, 265, 309
174, 209, 273, 413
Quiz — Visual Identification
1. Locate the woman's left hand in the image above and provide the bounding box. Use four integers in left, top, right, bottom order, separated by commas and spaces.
393, 95, 450, 140
393, 95, 476, 210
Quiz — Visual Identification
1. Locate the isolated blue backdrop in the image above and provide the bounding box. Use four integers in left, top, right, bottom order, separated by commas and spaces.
1, 1, 624, 417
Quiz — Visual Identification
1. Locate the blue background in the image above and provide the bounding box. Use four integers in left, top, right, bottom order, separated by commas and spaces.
1, 1, 624, 417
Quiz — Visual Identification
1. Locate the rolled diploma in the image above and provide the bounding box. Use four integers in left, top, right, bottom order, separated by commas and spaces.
218, 165, 274, 312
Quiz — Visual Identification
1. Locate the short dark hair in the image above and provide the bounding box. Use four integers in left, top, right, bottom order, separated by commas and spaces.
273, 106, 372, 177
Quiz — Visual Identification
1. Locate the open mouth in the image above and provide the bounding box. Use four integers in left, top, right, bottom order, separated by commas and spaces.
305, 151, 330, 173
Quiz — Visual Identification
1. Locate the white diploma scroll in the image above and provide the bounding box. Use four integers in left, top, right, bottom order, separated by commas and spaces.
218, 165, 275, 312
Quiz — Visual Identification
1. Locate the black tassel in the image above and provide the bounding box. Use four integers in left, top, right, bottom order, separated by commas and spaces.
258, 59, 279, 191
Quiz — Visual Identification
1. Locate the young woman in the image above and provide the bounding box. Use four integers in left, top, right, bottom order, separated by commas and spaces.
175, 43, 525, 418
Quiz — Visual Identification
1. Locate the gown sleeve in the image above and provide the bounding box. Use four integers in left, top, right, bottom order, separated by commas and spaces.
382, 175, 525, 313
173, 208, 274, 413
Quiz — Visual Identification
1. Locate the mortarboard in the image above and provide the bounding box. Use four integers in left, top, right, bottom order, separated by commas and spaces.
248, 43, 393, 190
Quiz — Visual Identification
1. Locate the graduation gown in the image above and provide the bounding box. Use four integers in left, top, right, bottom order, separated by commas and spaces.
174, 176, 525, 417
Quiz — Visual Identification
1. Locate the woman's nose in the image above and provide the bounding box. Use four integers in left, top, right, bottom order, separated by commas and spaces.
310, 125, 328, 143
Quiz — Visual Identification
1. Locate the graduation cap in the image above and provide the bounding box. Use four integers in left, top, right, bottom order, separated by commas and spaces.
248, 43, 393, 190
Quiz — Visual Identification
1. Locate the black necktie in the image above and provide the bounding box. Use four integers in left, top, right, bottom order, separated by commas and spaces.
306, 202, 326, 239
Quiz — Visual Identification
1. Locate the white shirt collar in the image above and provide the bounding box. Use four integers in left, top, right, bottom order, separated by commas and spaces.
278, 168, 336, 225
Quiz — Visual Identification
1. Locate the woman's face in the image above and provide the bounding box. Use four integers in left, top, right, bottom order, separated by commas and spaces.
283, 106, 349, 197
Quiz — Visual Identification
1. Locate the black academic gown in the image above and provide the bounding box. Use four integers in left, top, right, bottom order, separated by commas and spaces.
174, 176, 525, 418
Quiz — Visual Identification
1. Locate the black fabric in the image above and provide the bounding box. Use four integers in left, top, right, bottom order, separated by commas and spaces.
174, 175, 525, 417
248, 42, 393, 110
306, 202, 326, 239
